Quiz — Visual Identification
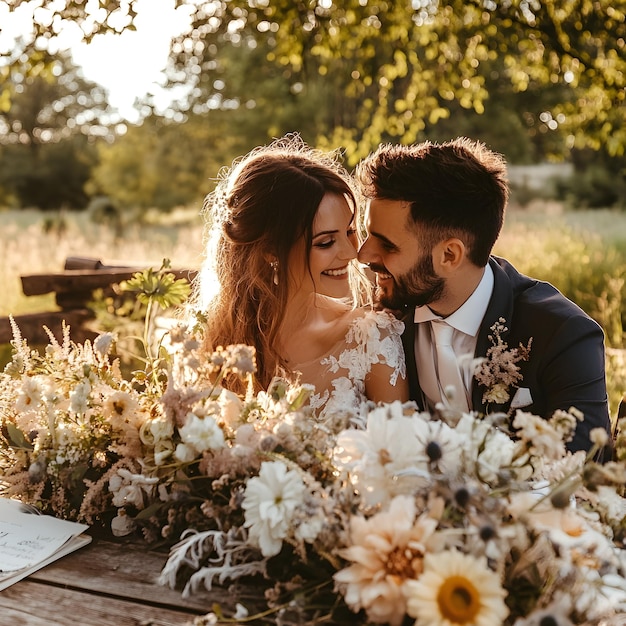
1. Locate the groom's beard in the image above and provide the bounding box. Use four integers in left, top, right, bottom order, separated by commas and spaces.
376, 252, 445, 310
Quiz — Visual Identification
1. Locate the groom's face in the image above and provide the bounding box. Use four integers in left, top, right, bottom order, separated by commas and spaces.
358, 198, 445, 309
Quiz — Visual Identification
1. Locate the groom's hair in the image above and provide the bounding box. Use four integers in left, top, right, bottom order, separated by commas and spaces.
355, 137, 509, 267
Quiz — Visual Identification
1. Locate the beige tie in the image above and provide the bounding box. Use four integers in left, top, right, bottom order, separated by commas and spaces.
431, 320, 469, 412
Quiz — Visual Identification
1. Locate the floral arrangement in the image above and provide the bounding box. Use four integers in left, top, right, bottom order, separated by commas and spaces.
474, 318, 532, 408
2, 266, 626, 626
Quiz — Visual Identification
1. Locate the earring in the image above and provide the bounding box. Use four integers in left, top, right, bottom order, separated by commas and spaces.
270, 260, 279, 285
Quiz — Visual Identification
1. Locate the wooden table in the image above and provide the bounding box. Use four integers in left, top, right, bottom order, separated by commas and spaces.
0, 535, 249, 626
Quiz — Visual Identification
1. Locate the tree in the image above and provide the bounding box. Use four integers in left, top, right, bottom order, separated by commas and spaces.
164, 0, 625, 162
88, 111, 245, 211
0, 48, 111, 209
5, 0, 624, 165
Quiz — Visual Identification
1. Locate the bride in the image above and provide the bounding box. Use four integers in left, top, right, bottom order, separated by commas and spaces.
196, 135, 408, 423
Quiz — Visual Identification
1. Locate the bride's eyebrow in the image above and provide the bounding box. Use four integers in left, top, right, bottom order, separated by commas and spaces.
312, 229, 339, 240
312, 214, 355, 239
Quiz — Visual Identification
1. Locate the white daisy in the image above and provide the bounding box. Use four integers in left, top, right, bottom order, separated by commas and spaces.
405, 550, 509, 626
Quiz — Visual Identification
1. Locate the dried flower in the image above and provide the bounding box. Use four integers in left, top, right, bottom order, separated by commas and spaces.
474, 318, 531, 409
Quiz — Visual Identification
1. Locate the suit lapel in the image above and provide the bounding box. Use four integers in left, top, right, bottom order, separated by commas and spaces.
401, 309, 424, 407
471, 257, 516, 411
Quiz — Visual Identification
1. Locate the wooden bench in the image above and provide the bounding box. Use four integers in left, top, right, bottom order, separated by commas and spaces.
0, 257, 198, 345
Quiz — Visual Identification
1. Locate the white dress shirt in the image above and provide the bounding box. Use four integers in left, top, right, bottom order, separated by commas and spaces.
413, 264, 494, 409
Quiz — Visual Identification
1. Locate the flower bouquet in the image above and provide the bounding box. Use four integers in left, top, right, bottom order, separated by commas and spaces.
2, 265, 626, 625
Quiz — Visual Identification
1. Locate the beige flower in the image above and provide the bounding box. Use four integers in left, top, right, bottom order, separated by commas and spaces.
483, 382, 510, 405
405, 550, 508, 626
334, 495, 437, 626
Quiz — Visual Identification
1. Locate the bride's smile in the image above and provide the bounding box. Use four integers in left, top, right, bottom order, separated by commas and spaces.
288, 191, 359, 301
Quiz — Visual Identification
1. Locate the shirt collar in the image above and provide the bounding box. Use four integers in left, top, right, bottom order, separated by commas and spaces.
413, 264, 494, 337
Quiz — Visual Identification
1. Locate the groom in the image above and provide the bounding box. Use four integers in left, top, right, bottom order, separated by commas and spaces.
356, 138, 611, 454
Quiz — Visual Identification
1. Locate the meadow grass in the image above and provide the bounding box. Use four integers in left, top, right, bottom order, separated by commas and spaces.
1, 204, 625, 415
0, 208, 204, 316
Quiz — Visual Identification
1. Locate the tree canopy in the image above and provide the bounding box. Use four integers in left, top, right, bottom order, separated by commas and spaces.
4, 1, 624, 157
1, 0, 624, 210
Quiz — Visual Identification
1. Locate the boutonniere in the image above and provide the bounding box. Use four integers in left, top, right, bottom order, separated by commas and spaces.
474, 318, 532, 407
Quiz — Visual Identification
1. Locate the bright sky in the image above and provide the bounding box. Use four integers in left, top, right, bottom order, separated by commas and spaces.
0, 0, 193, 122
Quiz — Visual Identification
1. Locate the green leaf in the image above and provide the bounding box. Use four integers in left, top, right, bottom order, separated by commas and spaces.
6, 423, 33, 450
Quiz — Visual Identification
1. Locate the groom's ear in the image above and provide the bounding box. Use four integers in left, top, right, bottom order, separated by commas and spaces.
433, 238, 465, 274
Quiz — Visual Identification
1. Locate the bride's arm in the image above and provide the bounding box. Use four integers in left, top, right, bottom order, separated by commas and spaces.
365, 362, 409, 403
362, 309, 410, 404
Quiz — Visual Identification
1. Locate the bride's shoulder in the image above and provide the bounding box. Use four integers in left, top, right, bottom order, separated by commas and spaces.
344, 306, 405, 335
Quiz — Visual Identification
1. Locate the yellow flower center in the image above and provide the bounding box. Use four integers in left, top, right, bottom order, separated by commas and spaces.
437, 575, 481, 623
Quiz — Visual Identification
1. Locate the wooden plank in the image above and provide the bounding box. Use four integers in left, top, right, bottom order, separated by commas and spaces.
0, 580, 205, 626
0, 310, 96, 345
0, 538, 260, 626
26, 538, 229, 612
21, 268, 198, 297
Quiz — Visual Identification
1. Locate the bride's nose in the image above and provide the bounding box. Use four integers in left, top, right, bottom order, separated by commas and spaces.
340, 237, 358, 260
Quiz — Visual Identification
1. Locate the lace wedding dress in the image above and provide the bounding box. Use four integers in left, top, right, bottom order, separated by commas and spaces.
291, 309, 406, 428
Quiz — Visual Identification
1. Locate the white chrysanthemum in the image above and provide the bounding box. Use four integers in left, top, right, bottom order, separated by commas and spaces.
334, 495, 437, 626
334, 407, 423, 507
103, 390, 141, 429
593, 485, 626, 525
217, 387, 244, 427
572, 566, 626, 620
147, 417, 175, 442
405, 550, 509, 626
111, 509, 135, 537
177, 412, 225, 454
242, 460, 306, 557
507, 492, 615, 562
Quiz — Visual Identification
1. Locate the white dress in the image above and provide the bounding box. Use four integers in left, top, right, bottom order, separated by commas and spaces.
291, 309, 406, 428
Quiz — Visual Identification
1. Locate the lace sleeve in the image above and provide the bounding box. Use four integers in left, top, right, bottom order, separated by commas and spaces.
322, 309, 406, 386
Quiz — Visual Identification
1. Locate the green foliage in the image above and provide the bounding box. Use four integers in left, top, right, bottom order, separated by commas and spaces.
0, 136, 97, 210
553, 150, 626, 210
3, 1, 625, 210
168, 0, 625, 162
87, 112, 242, 211
0, 49, 111, 210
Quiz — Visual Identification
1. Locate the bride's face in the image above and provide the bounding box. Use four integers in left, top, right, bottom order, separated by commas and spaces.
287, 193, 358, 299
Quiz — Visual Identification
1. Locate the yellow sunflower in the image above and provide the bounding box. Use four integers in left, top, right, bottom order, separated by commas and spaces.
404, 550, 508, 626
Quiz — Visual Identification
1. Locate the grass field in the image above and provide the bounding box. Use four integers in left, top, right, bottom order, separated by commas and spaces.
0, 207, 204, 316
1, 203, 625, 414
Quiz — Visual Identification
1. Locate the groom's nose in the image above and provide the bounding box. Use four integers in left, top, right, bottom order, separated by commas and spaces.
357, 237, 373, 265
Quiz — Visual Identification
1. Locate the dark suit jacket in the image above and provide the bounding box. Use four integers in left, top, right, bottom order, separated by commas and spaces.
402, 256, 611, 454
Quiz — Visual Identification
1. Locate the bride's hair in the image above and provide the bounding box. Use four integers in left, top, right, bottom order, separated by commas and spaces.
195, 134, 371, 392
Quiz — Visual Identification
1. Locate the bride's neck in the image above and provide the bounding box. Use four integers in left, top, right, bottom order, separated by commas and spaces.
277, 292, 353, 363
